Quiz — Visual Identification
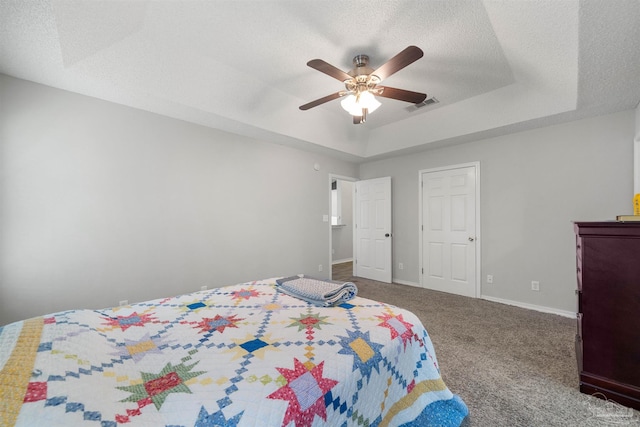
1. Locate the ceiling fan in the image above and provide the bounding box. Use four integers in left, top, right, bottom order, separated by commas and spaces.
299, 46, 427, 124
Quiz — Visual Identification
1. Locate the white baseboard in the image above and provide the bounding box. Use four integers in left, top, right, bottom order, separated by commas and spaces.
331, 258, 353, 265
392, 279, 421, 287
481, 295, 576, 318
378, 281, 575, 318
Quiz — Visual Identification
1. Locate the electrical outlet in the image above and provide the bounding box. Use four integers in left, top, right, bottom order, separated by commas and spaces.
487, 275, 493, 284
119, 300, 128, 307
399, 263, 404, 270
200, 285, 207, 291
531, 281, 540, 291
318, 264, 323, 272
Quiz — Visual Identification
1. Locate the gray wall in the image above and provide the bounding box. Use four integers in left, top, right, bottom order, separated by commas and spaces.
1, 73, 635, 324
0, 75, 357, 325
359, 110, 635, 313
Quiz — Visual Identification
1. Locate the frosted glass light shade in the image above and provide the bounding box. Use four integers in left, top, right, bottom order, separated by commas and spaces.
340, 91, 381, 116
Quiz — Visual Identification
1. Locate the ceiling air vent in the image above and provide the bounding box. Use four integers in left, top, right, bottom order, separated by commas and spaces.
406, 97, 439, 112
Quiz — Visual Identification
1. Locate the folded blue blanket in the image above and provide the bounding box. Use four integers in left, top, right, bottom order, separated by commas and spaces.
275, 275, 358, 306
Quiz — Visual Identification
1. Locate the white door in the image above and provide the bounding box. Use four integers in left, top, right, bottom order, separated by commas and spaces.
355, 177, 392, 283
420, 164, 478, 297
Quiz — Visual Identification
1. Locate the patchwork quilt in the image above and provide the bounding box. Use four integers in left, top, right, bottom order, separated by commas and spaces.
0, 278, 468, 427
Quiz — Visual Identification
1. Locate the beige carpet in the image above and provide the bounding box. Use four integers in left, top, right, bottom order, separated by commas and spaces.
332, 262, 640, 426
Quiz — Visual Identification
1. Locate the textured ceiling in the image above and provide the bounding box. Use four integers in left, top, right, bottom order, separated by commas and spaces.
1, 0, 639, 162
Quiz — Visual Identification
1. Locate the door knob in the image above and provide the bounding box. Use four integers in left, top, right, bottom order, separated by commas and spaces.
468, 237, 475, 242
385, 233, 391, 237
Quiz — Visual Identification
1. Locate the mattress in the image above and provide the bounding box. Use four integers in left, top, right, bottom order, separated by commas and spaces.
0, 278, 467, 426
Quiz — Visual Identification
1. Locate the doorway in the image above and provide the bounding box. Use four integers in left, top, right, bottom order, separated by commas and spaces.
329, 175, 356, 280
329, 175, 393, 283
419, 163, 480, 298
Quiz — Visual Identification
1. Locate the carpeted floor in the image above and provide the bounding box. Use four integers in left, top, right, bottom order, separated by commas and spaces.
332, 262, 640, 426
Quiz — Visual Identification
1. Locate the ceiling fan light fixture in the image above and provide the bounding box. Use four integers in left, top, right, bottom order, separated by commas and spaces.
300, 46, 425, 124
340, 91, 381, 116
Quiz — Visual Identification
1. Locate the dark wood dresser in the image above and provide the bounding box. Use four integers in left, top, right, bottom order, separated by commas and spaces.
574, 221, 640, 410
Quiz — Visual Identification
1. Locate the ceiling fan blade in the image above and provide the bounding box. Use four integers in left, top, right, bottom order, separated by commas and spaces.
299, 92, 343, 110
307, 59, 352, 82
371, 46, 424, 82
376, 86, 427, 104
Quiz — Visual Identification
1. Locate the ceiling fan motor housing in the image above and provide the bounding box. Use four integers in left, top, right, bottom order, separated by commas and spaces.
348, 55, 375, 77
353, 54, 369, 68
346, 54, 379, 93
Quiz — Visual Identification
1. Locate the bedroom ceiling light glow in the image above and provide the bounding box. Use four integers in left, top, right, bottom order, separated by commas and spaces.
340, 91, 381, 116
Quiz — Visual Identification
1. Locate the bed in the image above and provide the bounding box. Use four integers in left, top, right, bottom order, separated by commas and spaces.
0, 278, 468, 426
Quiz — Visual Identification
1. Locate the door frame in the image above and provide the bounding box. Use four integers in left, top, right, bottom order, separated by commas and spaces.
328, 174, 357, 280
418, 161, 481, 298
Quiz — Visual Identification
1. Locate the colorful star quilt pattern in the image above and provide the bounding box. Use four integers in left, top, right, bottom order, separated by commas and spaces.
0, 278, 468, 426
